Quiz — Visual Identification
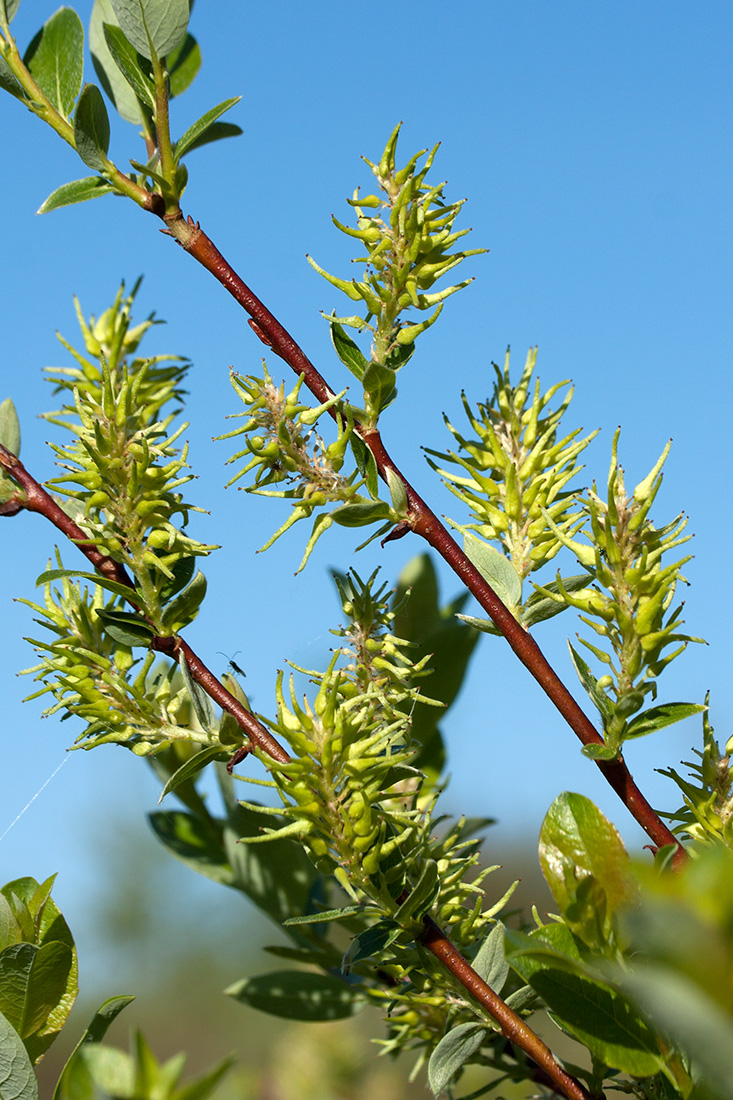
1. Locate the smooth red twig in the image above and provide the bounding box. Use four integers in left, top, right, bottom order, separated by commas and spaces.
421, 917, 595, 1100
161, 215, 683, 863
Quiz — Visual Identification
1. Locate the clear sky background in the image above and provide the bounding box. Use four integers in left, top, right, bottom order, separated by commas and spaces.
0, 0, 731, 993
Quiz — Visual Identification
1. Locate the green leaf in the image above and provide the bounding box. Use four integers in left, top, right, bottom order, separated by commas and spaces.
94, 608, 155, 647
175, 120, 241, 155
0, 941, 72, 1046
73, 84, 111, 171
102, 22, 155, 107
23, 8, 83, 119
463, 534, 521, 610
331, 500, 392, 528
35, 568, 135, 605
219, 795, 319, 927
157, 745, 226, 803
394, 860, 440, 925
539, 792, 634, 951
0, 400, 20, 457
37, 176, 115, 214
329, 320, 368, 381
167, 32, 200, 97
149, 811, 233, 888
175, 1055, 234, 1100
342, 920, 401, 970
385, 468, 407, 515
283, 905, 367, 927
0, 0, 21, 33
568, 641, 614, 724
614, 966, 733, 1100
472, 923, 509, 991
521, 574, 591, 629
173, 97, 241, 160
361, 360, 396, 416
624, 702, 706, 740
89, 0, 141, 123
349, 435, 379, 500
427, 1022, 486, 1096
0, 897, 21, 953
0, 1009, 37, 1100
109, 0, 190, 60
159, 569, 207, 632
506, 924, 664, 1077
178, 651, 215, 734
0, 54, 24, 100
226, 970, 364, 1021
581, 742, 621, 761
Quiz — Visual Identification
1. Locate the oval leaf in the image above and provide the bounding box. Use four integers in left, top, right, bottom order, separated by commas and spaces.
428, 1022, 486, 1096
89, 0, 141, 123
173, 97, 241, 160
109, 0, 190, 61
23, 8, 84, 119
624, 702, 706, 740
464, 534, 521, 610
0, 400, 20, 458
0, 1009, 37, 1100
225, 970, 363, 1022
102, 22, 155, 107
37, 177, 114, 214
73, 83, 111, 171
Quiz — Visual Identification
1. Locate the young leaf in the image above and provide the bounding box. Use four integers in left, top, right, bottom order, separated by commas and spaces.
385, 468, 407, 515
53, 998, 136, 1100
0, 1009, 38, 1100
472, 922, 509, 991
283, 905, 368, 927
521, 575, 591, 629
361, 360, 396, 416
0, 54, 24, 100
624, 701, 706, 740
35, 569, 136, 606
109, 0, 190, 61
329, 319, 368, 381
89, 0, 141, 123
225, 971, 364, 1021
157, 745, 226, 803
178, 650, 215, 734
94, 608, 155, 647
174, 120, 241, 155
73, 83, 111, 171
463, 534, 521, 611
428, 1022, 486, 1096
159, 569, 207, 632
102, 22, 155, 108
341, 920, 401, 970
539, 792, 635, 949
37, 176, 115, 214
0, 399, 20, 457
568, 641, 614, 724
331, 500, 392, 527
0, 0, 21, 33
349, 435, 379, 500
173, 97, 241, 160
23, 8, 84, 120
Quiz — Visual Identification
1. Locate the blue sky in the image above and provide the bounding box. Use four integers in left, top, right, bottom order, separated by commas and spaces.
0, 1, 731, 985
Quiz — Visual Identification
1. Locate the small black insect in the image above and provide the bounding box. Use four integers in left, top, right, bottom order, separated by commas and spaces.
217, 650, 246, 678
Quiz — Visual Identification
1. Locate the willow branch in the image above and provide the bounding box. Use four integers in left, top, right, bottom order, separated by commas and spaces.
421, 917, 595, 1100
160, 213, 683, 863
0, 441, 591, 1100
0, 444, 286, 761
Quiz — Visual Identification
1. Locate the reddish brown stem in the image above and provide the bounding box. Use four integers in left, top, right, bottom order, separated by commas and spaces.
0, 444, 284, 761
421, 917, 595, 1100
0, 443, 593, 1100
163, 218, 684, 863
